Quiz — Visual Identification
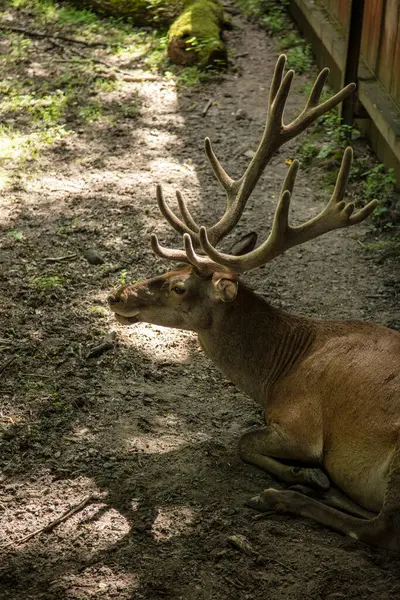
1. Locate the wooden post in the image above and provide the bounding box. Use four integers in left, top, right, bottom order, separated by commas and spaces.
340, 0, 365, 126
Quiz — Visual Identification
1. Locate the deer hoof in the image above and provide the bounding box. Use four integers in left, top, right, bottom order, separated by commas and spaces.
246, 488, 284, 513
302, 468, 330, 490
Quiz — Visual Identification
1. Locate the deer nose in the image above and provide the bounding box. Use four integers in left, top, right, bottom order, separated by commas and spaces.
108, 295, 119, 305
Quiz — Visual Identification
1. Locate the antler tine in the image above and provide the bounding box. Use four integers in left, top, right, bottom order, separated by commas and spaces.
151, 233, 190, 263
150, 232, 219, 274
305, 68, 330, 109
281, 159, 299, 196
269, 69, 295, 123
200, 149, 378, 273
204, 138, 235, 196
183, 233, 221, 272
176, 190, 200, 232
269, 54, 286, 107
156, 184, 198, 240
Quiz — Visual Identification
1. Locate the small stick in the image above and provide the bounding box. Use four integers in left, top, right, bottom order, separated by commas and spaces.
224, 576, 245, 589
234, 52, 249, 59
44, 253, 77, 263
202, 98, 213, 117
0, 416, 15, 424
227, 533, 296, 574
0, 357, 16, 374
0, 494, 99, 550
25, 373, 53, 378
86, 331, 116, 359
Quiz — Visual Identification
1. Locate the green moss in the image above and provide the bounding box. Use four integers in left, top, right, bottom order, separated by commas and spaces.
168, 0, 226, 66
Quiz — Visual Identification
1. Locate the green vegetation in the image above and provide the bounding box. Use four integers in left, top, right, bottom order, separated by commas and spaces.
0, 0, 171, 180
90, 305, 107, 317
363, 165, 397, 229
297, 110, 398, 230
119, 269, 128, 285
30, 274, 65, 291
7, 229, 24, 241
364, 236, 400, 252
8, 0, 187, 26
285, 44, 313, 74
236, 0, 312, 73
261, 3, 287, 35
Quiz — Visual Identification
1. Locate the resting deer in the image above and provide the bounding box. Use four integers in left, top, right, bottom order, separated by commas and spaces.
108, 56, 400, 550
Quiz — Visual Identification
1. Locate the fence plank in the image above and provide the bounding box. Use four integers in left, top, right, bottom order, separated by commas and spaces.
377, 0, 400, 92
361, 0, 385, 71
390, 19, 400, 107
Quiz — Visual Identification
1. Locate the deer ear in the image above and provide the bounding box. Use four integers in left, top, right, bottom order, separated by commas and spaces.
228, 232, 258, 256
212, 274, 238, 302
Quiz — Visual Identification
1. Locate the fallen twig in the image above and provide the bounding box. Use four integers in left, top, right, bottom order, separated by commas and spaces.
0, 24, 108, 47
234, 52, 249, 59
0, 357, 16, 374
224, 576, 245, 589
86, 331, 116, 359
202, 98, 213, 118
227, 533, 296, 574
1, 494, 99, 550
0, 416, 15, 424
44, 253, 77, 263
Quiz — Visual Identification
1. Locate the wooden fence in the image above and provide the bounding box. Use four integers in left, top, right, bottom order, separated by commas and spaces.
322, 0, 400, 109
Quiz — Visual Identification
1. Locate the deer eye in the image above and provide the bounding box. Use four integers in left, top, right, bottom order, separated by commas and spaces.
172, 284, 185, 295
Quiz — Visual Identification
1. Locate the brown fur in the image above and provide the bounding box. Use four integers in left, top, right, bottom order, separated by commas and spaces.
109, 269, 400, 550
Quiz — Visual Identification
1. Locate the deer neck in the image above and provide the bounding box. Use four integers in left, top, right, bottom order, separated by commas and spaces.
197, 285, 315, 405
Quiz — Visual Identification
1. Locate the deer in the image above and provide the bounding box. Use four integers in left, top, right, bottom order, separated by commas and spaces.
108, 55, 400, 550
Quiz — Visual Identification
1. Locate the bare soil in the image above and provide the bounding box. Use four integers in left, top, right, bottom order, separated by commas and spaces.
1, 5, 400, 600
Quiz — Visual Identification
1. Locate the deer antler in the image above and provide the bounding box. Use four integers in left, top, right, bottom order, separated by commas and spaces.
152, 148, 377, 274
156, 55, 356, 249
198, 148, 378, 273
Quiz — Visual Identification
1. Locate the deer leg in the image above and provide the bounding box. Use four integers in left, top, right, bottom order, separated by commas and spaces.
239, 427, 330, 490
247, 449, 400, 551
289, 485, 376, 519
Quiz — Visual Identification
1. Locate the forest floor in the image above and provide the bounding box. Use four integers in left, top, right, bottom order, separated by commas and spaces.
1, 1, 400, 599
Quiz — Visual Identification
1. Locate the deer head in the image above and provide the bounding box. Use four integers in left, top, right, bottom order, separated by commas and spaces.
108, 55, 377, 331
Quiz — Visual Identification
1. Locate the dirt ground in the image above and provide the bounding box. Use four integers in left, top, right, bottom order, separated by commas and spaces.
1, 3, 400, 600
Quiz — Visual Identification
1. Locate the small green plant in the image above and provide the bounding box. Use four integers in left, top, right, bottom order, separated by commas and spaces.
298, 141, 319, 164
7, 229, 24, 241
363, 164, 396, 202
362, 164, 397, 229
78, 101, 103, 124
364, 237, 400, 252
118, 103, 140, 119
261, 8, 286, 35
119, 269, 128, 285
286, 45, 313, 75
91, 305, 107, 317
10, 35, 31, 61
236, 0, 289, 32
30, 275, 64, 290
177, 66, 202, 87
56, 216, 80, 234
279, 32, 301, 50
143, 33, 169, 71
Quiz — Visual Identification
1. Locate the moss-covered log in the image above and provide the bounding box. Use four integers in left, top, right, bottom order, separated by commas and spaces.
168, 0, 227, 66
67, 0, 188, 26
